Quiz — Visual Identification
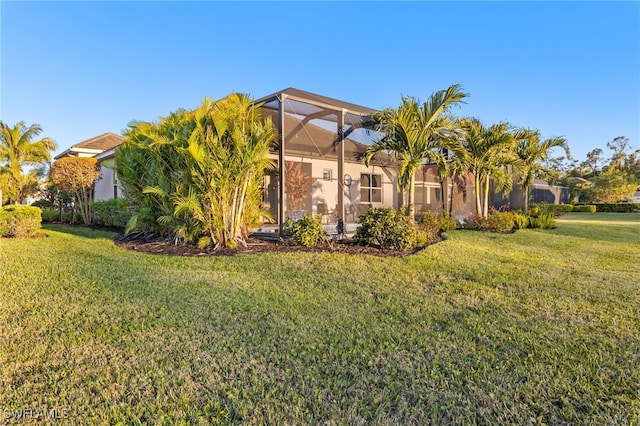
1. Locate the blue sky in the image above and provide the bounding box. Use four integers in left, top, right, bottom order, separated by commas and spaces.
2, 1, 639, 163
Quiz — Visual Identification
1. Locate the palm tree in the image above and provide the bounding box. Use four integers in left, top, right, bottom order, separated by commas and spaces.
363, 85, 468, 223
435, 137, 469, 215
514, 128, 568, 213
0, 121, 56, 203
457, 118, 516, 218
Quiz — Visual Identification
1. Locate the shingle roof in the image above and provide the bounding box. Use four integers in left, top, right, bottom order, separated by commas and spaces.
73, 132, 123, 151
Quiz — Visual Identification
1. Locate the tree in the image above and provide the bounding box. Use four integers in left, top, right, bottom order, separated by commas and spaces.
0, 121, 56, 204
607, 136, 631, 171
591, 167, 638, 202
363, 85, 468, 223
117, 94, 276, 249
585, 148, 603, 177
513, 128, 568, 213
50, 157, 101, 225
457, 118, 516, 218
434, 144, 469, 216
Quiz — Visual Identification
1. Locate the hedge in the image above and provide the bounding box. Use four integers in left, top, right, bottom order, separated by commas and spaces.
0, 205, 42, 237
91, 199, 131, 228
572, 205, 597, 213
594, 203, 640, 213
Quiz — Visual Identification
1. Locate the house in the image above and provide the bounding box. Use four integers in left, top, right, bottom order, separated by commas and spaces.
56, 88, 565, 234
54, 132, 123, 201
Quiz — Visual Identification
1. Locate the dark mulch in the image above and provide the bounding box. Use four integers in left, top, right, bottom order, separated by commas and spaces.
114, 231, 441, 258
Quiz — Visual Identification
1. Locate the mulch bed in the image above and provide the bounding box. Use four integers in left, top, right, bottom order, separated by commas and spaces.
114, 231, 441, 258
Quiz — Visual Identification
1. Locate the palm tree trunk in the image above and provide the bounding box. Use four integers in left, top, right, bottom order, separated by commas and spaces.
483, 175, 491, 218
475, 173, 482, 216
523, 186, 529, 214
440, 177, 447, 215
408, 175, 416, 225
448, 180, 454, 216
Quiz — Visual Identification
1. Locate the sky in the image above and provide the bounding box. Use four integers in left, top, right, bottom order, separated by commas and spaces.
2, 1, 639, 163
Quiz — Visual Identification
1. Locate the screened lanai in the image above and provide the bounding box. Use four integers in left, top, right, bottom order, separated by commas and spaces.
254, 88, 396, 234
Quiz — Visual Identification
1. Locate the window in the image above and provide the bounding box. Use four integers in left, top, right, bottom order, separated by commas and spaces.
360, 173, 382, 203
322, 169, 332, 181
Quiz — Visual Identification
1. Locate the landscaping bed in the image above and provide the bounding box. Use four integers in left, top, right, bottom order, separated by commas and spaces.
114, 231, 441, 257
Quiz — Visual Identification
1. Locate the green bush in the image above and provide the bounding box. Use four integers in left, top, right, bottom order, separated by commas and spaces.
41, 208, 60, 223
355, 207, 416, 250
286, 214, 327, 248
513, 213, 528, 229
572, 205, 597, 213
528, 213, 555, 229
483, 211, 515, 233
464, 212, 513, 233
594, 203, 640, 213
0, 205, 42, 237
440, 215, 457, 232
416, 211, 455, 241
92, 198, 131, 228
551, 204, 574, 213
56, 211, 83, 224
414, 230, 429, 247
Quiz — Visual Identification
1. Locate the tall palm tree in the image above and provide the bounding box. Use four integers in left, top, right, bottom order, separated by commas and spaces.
437, 145, 470, 216
363, 84, 468, 223
457, 118, 516, 218
0, 121, 56, 203
514, 128, 568, 213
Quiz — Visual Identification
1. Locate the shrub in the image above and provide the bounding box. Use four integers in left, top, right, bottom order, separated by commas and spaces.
529, 202, 555, 216
528, 213, 555, 229
572, 204, 597, 213
286, 214, 327, 248
92, 199, 131, 228
416, 211, 456, 241
414, 230, 429, 247
484, 211, 515, 233
594, 203, 640, 213
464, 213, 485, 230
41, 208, 60, 223
513, 213, 528, 229
552, 204, 574, 213
440, 215, 457, 232
0, 205, 42, 237
355, 207, 416, 250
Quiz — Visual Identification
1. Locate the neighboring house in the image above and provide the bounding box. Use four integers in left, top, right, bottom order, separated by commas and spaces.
54, 132, 124, 201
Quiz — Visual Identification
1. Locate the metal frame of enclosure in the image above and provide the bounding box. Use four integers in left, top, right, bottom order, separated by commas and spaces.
255, 88, 393, 235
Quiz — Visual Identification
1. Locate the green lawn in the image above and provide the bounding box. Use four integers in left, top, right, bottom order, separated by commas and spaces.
1, 213, 639, 424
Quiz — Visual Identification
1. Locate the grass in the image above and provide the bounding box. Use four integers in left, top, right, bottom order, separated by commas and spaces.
1, 213, 639, 424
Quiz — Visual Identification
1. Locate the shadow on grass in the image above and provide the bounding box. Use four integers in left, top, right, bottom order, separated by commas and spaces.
42, 223, 119, 240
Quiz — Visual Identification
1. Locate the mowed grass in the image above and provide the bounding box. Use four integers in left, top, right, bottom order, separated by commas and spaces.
1, 213, 639, 425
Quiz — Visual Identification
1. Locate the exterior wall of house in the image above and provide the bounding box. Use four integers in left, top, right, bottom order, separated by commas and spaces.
265, 153, 398, 225
94, 165, 119, 202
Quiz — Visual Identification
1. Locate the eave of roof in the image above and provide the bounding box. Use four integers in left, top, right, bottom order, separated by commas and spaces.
256, 87, 376, 116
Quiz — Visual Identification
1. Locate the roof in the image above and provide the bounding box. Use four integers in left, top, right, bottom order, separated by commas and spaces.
73, 132, 123, 151
256, 87, 376, 116
532, 178, 568, 189
261, 107, 392, 166
55, 132, 124, 159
